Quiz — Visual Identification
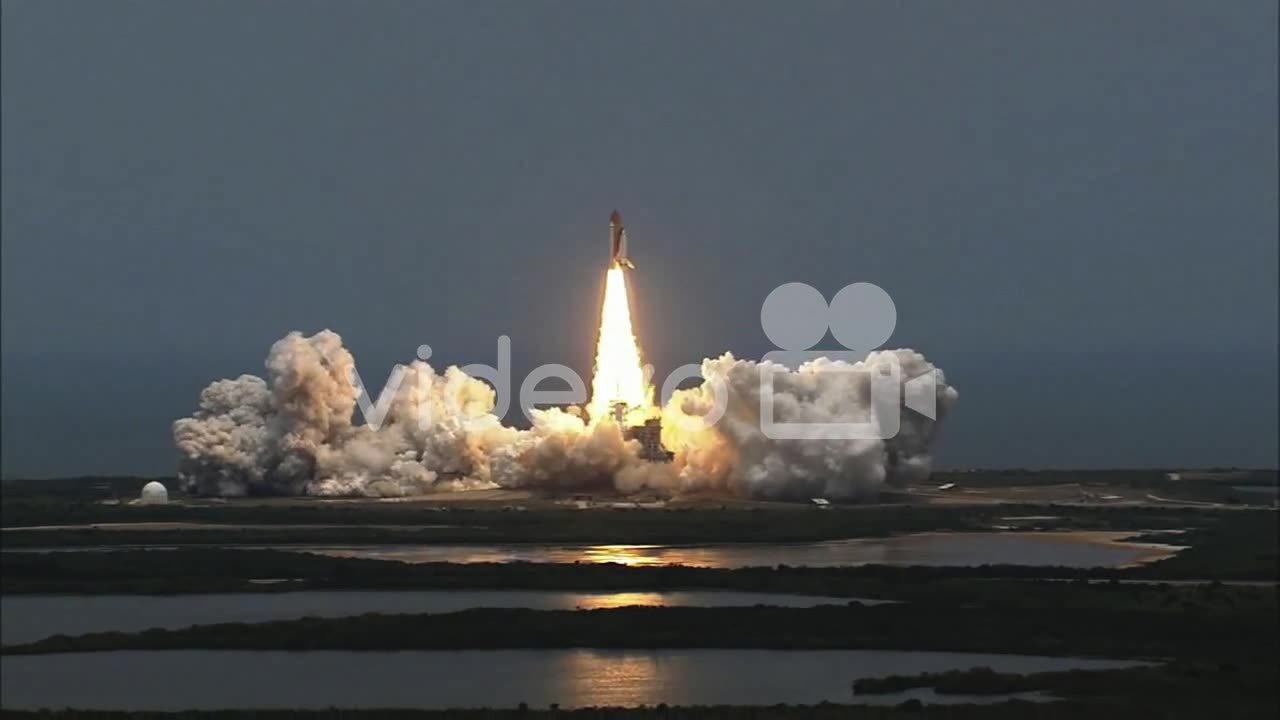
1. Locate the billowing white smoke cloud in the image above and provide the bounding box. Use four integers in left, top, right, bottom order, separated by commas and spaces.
656, 352, 958, 500
175, 330, 956, 500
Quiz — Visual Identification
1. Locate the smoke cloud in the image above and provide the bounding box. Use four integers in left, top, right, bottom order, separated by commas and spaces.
175, 331, 957, 501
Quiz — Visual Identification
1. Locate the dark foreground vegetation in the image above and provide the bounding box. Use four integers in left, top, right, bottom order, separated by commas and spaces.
1124, 513, 1277, 579
851, 662, 1277, 716
853, 661, 1273, 697
4, 658, 1279, 719
6, 593, 1274, 659
3, 476, 1275, 718
4, 548, 1278, 611
3, 501, 1274, 597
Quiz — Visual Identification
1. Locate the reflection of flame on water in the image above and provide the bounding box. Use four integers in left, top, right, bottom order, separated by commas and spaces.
572, 592, 667, 609
557, 650, 665, 708
579, 545, 669, 567
298, 532, 1176, 569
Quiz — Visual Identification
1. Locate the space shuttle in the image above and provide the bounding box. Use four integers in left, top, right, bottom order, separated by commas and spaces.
609, 209, 635, 269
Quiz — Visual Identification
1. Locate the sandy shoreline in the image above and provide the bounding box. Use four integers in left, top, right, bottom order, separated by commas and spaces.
907, 530, 1187, 566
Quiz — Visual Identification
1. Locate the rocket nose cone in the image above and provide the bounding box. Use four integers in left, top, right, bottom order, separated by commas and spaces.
610, 210, 622, 225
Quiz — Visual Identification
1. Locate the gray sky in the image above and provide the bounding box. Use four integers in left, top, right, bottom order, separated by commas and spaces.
2, 0, 1276, 477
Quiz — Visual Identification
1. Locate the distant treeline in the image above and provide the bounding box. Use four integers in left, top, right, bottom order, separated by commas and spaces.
852, 661, 1275, 712
5, 544, 1280, 599
6, 596, 1275, 661
0, 498, 1249, 544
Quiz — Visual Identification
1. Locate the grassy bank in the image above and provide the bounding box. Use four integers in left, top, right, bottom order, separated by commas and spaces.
6, 545, 1279, 597
0, 503, 1203, 545
6, 598, 1274, 660
852, 662, 1276, 714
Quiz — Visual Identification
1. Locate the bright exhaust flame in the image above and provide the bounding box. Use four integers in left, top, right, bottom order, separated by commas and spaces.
589, 265, 653, 424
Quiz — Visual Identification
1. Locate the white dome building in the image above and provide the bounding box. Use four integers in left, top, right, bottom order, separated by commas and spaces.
139, 481, 169, 505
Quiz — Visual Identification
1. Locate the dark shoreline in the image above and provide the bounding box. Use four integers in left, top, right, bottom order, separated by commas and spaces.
3, 506, 1275, 598
6, 597, 1272, 659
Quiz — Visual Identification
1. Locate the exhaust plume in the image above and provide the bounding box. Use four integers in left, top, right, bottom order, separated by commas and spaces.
175, 330, 957, 500
588, 265, 654, 424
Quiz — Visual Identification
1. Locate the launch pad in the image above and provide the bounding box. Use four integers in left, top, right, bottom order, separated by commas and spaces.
612, 401, 673, 462
594, 211, 673, 463
625, 417, 675, 463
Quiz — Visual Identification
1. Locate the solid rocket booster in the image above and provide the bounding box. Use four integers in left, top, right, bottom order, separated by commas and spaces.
609, 209, 635, 269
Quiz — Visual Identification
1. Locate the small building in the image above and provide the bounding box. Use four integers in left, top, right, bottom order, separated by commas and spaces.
139, 481, 169, 505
